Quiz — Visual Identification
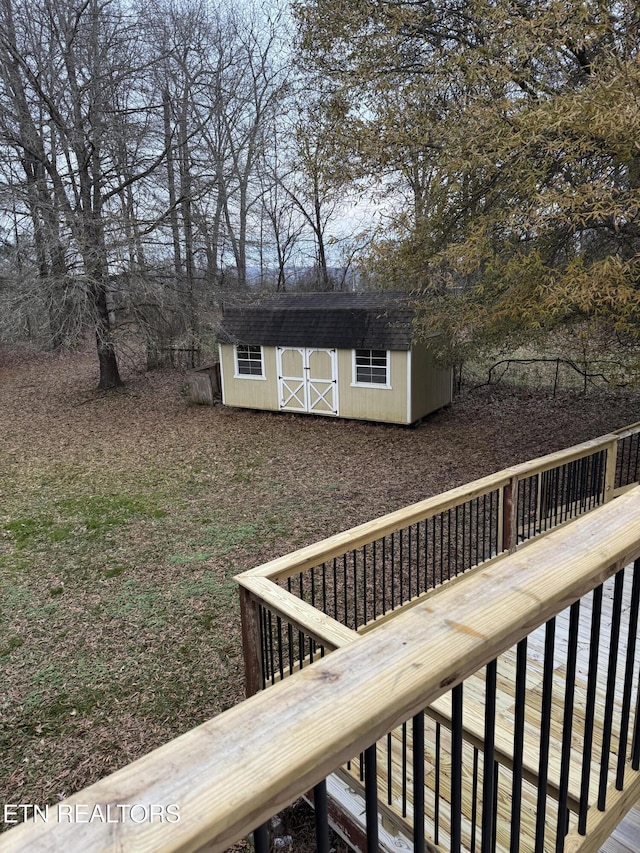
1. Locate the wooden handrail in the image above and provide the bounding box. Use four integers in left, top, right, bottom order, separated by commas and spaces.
240, 577, 359, 649
614, 420, 640, 439
3, 487, 640, 853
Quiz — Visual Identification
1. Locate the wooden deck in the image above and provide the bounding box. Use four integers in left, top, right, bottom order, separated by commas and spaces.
338, 568, 640, 852
600, 805, 640, 852
3, 471, 640, 853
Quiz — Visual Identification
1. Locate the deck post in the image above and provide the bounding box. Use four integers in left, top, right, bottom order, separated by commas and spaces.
239, 586, 263, 697
604, 438, 618, 502
502, 476, 518, 553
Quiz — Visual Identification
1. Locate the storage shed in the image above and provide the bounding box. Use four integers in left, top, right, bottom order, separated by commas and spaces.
217, 292, 452, 425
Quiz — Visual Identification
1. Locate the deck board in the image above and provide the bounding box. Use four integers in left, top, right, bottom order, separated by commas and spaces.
599, 805, 640, 852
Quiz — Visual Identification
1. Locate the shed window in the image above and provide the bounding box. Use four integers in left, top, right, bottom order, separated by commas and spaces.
235, 345, 264, 377
354, 349, 388, 385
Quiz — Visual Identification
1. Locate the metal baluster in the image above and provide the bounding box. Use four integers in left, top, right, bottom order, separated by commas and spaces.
258, 605, 268, 689
409, 524, 414, 598
387, 731, 392, 804
454, 505, 460, 575
446, 509, 452, 581
451, 683, 464, 853
616, 560, 640, 789
343, 554, 348, 627
471, 747, 479, 853
461, 501, 467, 573
362, 543, 367, 625
437, 513, 443, 586
364, 745, 378, 852
540, 471, 548, 532
578, 584, 603, 834
591, 451, 597, 505
314, 780, 330, 853
253, 823, 269, 853
475, 495, 480, 566
434, 514, 439, 586
382, 537, 387, 615
402, 721, 407, 817
567, 459, 577, 519
391, 532, 396, 609
556, 601, 580, 849
482, 661, 497, 852
510, 639, 527, 852
561, 462, 568, 520
352, 549, 358, 629
267, 609, 275, 684
435, 722, 441, 845
625, 435, 632, 485
491, 761, 499, 853
535, 618, 556, 853
413, 712, 425, 853
372, 540, 378, 621
399, 528, 404, 605
598, 569, 625, 810
553, 466, 560, 527
424, 517, 430, 592
287, 620, 294, 676
586, 453, 594, 508
321, 562, 327, 616
597, 449, 606, 504
276, 616, 284, 681
488, 491, 494, 557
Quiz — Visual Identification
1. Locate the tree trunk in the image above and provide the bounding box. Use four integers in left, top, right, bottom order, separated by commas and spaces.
96, 336, 123, 389
83, 198, 123, 389
95, 282, 123, 389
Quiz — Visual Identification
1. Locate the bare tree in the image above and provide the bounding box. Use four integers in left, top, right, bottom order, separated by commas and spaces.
277, 92, 357, 291
0, 0, 168, 387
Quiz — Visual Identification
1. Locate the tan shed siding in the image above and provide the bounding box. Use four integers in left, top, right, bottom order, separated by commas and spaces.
219, 344, 279, 410
337, 349, 409, 424
410, 342, 453, 421
219, 343, 446, 424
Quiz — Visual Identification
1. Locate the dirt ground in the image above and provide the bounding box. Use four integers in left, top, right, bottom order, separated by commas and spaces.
1, 342, 639, 849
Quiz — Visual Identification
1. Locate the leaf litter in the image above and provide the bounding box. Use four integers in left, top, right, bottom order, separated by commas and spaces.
1, 341, 639, 850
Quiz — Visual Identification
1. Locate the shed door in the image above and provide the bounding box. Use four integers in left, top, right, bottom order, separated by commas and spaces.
307, 348, 338, 415
276, 347, 338, 416
277, 347, 307, 412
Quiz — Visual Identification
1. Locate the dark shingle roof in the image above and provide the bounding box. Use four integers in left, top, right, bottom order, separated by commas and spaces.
218, 292, 416, 351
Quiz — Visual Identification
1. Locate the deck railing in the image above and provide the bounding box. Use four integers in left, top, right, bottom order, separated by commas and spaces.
2, 487, 640, 853
238, 423, 640, 695
334, 557, 640, 852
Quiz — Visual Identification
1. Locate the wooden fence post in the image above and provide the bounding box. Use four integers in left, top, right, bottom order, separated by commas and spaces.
502, 476, 519, 554
604, 439, 618, 503
239, 586, 263, 698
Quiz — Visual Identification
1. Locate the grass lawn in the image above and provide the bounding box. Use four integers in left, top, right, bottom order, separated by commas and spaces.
1, 342, 639, 845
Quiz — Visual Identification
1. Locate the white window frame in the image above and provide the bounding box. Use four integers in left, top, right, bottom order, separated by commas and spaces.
351, 348, 391, 389
234, 344, 266, 380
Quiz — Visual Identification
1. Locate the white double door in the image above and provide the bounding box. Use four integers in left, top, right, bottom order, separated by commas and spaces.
276, 347, 338, 416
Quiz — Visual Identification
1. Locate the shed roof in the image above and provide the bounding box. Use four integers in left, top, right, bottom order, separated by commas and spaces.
218, 292, 417, 351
